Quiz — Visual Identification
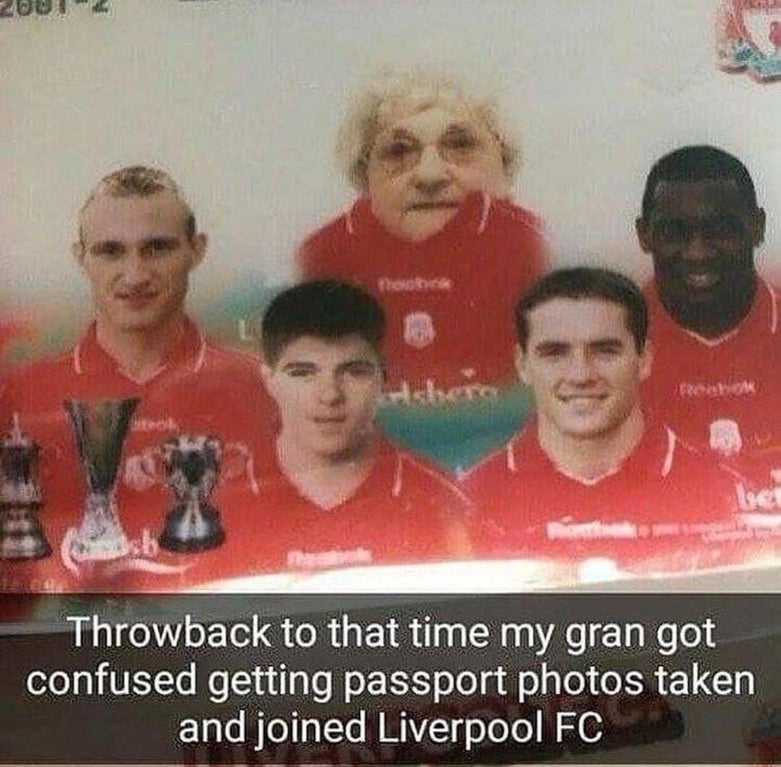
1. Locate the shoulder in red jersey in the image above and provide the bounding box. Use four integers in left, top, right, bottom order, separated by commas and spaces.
461, 418, 750, 576
643, 277, 780, 479
0, 320, 273, 596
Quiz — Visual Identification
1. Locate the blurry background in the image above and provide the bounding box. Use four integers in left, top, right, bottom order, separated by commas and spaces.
1, 0, 778, 366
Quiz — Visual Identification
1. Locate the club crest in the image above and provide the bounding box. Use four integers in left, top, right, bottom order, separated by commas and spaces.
403, 311, 436, 349
717, 0, 781, 81
709, 418, 744, 458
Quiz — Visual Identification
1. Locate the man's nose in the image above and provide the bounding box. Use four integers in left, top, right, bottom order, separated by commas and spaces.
317, 374, 345, 404
121, 251, 152, 285
413, 145, 450, 191
682, 231, 712, 262
565, 351, 596, 384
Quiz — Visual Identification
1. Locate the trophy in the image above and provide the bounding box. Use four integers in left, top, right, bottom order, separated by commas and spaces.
0, 413, 50, 560
64, 397, 139, 561
159, 434, 225, 552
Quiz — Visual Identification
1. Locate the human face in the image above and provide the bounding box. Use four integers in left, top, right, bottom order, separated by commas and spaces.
75, 190, 205, 337
263, 335, 383, 461
517, 298, 651, 441
636, 179, 764, 313
366, 103, 508, 242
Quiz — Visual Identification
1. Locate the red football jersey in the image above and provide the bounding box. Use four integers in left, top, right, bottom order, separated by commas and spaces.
0, 319, 273, 593
299, 192, 547, 404
106, 438, 474, 591
642, 278, 779, 483
462, 420, 749, 575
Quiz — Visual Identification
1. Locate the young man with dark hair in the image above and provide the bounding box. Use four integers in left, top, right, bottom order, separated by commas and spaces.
255, 280, 472, 571
172, 280, 473, 585
464, 268, 743, 579
635, 145, 778, 516
0, 166, 270, 592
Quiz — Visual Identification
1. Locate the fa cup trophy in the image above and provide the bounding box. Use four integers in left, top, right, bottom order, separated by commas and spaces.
0, 413, 50, 560
159, 435, 225, 552
64, 398, 139, 561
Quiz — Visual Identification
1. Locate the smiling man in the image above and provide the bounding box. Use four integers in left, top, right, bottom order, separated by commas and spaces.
0, 166, 269, 591
463, 268, 742, 579
298, 70, 547, 404
636, 146, 778, 491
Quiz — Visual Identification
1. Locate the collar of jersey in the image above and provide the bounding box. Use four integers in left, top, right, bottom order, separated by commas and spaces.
345, 190, 492, 247
72, 317, 207, 383
508, 415, 677, 486
266, 436, 401, 512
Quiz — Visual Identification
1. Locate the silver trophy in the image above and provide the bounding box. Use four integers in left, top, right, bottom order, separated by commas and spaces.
159, 434, 225, 552
0, 413, 50, 560
64, 397, 139, 561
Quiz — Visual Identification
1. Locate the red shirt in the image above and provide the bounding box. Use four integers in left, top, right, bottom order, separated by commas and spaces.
105, 439, 474, 591
462, 420, 747, 575
642, 278, 779, 484
299, 193, 547, 404
0, 319, 273, 594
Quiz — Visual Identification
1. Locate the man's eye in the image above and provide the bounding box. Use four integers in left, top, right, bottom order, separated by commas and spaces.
91, 243, 124, 259
703, 217, 743, 240
286, 367, 314, 378
536, 345, 568, 359
145, 238, 178, 255
653, 220, 689, 243
592, 344, 622, 357
343, 362, 376, 377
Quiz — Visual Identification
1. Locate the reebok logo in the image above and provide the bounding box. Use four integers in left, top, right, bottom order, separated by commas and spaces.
287, 548, 372, 569
132, 417, 180, 432
679, 380, 757, 398
377, 276, 453, 293
547, 520, 639, 539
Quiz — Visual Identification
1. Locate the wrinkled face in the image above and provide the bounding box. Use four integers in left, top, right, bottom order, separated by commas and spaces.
366, 103, 508, 242
518, 298, 650, 441
263, 335, 383, 461
76, 190, 205, 337
636, 179, 763, 315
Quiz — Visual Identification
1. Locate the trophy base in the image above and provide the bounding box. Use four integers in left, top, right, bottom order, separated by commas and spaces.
69, 534, 131, 562
0, 507, 51, 560
159, 502, 225, 553
69, 519, 131, 562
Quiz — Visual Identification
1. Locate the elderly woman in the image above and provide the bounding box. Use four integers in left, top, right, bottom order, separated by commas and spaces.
298, 70, 547, 407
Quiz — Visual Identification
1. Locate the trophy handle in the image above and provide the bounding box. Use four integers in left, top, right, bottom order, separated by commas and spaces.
221, 441, 259, 494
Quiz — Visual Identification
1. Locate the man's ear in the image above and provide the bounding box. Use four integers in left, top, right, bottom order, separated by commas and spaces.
514, 343, 530, 386
751, 208, 766, 248
189, 233, 207, 269
259, 360, 275, 394
639, 340, 653, 382
635, 216, 652, 254
72, 241, 86, 269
